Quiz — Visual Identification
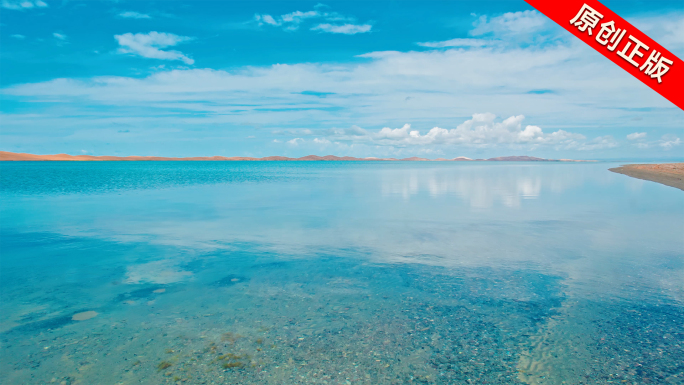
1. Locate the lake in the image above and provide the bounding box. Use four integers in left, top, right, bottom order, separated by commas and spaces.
1, 161, 682, 384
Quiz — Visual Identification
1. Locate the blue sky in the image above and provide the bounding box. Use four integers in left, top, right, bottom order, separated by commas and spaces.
1, 0, 683, 159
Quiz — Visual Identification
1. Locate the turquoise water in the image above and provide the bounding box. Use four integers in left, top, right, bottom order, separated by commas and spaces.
1, 161, 682, 385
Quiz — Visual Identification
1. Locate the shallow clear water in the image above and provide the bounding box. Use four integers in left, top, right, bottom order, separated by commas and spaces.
1, 161, 682, 385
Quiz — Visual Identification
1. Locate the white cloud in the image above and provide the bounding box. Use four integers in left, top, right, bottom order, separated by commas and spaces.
417, 38, 491, 48
281, 10, 319, 23
53, 32, 66, 40
11, 34, 25, 39
255, 14, 280, 26
627, 132, 647, 140
629, 134, 680, 150
1, 0, 47, 10
417, 11, 548, 49
311, 23, 371, 34
327, 126, 368, 137
657, 18, 684, 53
470, 10, 547, 37
658, 135, 681, 150
575, 135, 618, 151
3, 13, 682, 156
274, 114, 614, 152
255, 11, 320, 30
325, 114, 592, 149
114, 32, 194, 65
119, 11, 151, 19
255, 7, 371, 33
2, 44, 672, 126
376, 123, 414, 140
630, 14, 684, 55
272, 128, 313, 136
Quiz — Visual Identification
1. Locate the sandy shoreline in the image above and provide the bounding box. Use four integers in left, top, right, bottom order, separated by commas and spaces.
609, 163, 684, 191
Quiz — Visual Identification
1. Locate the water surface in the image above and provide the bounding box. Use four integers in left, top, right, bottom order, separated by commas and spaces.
1, 161, 682, 384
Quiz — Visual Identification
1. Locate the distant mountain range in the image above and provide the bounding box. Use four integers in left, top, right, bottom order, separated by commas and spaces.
0, 151, 592, 162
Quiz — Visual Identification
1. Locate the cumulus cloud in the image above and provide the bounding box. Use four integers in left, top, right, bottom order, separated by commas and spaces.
119, 11, 151, 19
11, 34, 25, 39
1, 0, 47, 10
627, 132, 647, 140
275, 114, 616, 152
376, 124, 415, 140
324, 113, 593, 149
3, 42, 678, 150
255, 7, 371, 33
53, 32, 66, 40
3, 12, 682, 156
311, 23, 371, 34
114, 32, 194, 65
313, 137, 331, 145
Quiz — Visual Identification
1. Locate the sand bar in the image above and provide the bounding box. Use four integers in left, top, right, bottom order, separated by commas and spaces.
609, 163, 684, 191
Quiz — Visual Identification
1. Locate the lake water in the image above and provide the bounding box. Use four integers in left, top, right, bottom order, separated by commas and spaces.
1, 161, 682, 385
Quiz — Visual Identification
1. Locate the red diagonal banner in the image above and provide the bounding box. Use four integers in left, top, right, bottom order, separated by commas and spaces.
525, 0, 683, 110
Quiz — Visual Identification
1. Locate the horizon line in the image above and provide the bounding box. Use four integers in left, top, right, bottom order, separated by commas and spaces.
0, 151, 595, 162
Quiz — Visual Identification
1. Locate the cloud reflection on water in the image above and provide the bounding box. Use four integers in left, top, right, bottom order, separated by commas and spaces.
2, 162, 682, 303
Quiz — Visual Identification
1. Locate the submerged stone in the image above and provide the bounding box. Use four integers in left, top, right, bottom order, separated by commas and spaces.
71, 311, 98, 321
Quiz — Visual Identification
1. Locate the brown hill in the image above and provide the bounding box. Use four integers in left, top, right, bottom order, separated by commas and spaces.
486, 156, 555, 161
